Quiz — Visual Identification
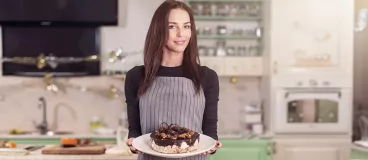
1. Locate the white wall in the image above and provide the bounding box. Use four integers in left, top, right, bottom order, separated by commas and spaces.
100, 0, 165, 72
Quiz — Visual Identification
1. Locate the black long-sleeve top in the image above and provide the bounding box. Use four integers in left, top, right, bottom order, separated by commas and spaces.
124, 65, 219, 140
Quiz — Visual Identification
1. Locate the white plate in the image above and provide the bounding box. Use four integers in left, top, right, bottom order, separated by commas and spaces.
132, 133, 216, 158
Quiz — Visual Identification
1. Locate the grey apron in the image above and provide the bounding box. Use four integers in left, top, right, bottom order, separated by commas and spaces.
138, 77, 208, 160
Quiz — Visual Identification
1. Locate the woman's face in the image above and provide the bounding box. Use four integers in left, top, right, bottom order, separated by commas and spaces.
165, 8, 192, 53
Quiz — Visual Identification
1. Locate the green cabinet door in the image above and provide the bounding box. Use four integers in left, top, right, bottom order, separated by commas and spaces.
209, 139, 272, 160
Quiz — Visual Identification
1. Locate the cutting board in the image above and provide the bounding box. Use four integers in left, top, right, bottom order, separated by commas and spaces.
42, 145, 106, 155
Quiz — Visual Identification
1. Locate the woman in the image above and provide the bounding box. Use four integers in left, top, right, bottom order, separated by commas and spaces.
125, 0, 222, 159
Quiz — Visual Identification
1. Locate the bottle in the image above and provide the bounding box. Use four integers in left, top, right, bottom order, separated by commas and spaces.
116, 112, 129, 150
90, 116, 103, 133
216, 41, 227, 56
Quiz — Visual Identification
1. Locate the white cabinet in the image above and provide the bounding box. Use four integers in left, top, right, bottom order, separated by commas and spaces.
224, 57, 263, 76
200, 57, 225, 76
273, 137, 350, 160
270, 0, 353, 76
200, 57, 263, 76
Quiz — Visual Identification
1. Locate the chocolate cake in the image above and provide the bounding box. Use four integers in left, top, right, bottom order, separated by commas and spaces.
150, 123, 200, 154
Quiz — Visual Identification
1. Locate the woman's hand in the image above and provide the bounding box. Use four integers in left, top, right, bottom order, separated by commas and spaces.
202, 141, 222, 155
126, 138, 143, 154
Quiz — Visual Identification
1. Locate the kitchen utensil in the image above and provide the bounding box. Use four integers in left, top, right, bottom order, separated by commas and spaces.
24, 145, 44, 152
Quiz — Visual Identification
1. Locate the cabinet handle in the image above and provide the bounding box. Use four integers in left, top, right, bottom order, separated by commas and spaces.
285, 90, 341, 98
273, 61, 278, 74
266, 146, 272, 155
267, 142, 276, 155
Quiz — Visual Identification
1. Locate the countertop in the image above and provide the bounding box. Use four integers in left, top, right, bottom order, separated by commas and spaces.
0, 134, 116, 139
0, 154, 138, 160
0, 145, 138, 160
351, 143, 368, 152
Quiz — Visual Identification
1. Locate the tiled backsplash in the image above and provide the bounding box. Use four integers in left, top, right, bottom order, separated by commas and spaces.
0, 76, 261, 134
218, 77, 262, 133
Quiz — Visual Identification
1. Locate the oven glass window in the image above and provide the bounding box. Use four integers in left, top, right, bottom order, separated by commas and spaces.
287, 99, 338, 123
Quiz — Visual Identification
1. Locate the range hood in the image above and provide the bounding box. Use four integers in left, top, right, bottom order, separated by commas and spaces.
1, 26, 101, 77
0, 0, 118, 26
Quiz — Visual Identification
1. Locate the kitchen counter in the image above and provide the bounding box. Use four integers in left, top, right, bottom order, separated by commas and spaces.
0, 134, 117, 145
0, 145, 138, 160
351, 143, 368, 159
0, 154, 138, 160
0, 134, 115, 139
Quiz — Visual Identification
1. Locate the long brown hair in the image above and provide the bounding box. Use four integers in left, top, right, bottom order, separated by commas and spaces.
138, 0, 201, 96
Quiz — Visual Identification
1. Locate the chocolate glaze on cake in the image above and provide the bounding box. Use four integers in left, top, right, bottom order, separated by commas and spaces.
150, 123, 200, 147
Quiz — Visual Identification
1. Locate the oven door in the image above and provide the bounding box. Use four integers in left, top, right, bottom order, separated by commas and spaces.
274, 88, 351, 134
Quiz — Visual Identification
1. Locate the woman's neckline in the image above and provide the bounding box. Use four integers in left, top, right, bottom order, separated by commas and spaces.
160, 65, 183, 69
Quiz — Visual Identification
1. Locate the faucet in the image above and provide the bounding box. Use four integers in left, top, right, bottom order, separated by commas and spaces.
50, 102, 77, 131
35, 97, 48, 135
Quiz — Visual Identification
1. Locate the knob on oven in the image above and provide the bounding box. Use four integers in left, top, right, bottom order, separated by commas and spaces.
309, 79, 318, 86
323, 81, 330, 86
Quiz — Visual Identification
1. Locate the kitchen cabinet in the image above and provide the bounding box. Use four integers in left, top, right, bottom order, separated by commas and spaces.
187, 0, 265, 77
209, 139, 273, 160
187, 0, 264, 57
351, 146, 368, 159
273, 137, 350, 160
270, 0, 353, 77
200, 57, 263, 76
200, 57, 225, 75
224, 57, 263, 76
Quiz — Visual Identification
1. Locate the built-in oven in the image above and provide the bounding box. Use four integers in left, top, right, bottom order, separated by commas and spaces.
274, 87, 352, 134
